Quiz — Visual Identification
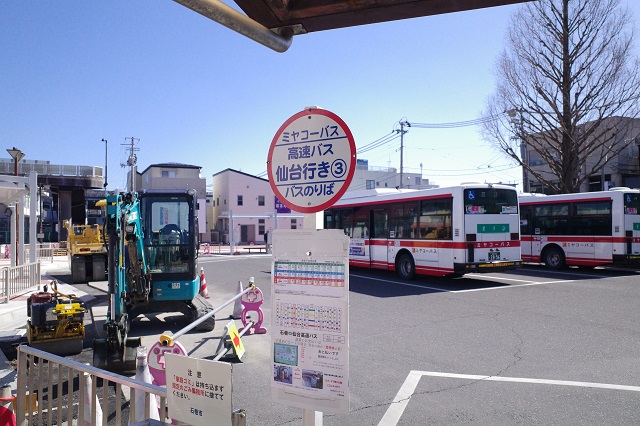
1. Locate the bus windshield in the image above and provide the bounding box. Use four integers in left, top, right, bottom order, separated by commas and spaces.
464, 188, 518, 214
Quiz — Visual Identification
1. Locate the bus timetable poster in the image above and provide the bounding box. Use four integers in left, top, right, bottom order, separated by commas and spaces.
270, 229, 350, 415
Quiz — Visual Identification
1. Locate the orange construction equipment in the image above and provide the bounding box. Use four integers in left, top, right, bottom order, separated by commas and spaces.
199, 268, 209, 299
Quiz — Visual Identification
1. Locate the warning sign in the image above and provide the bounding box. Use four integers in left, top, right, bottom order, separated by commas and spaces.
166, 353, 233, 426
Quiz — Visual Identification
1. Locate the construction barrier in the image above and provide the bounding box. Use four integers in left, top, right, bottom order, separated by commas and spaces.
199, 267, 209, 298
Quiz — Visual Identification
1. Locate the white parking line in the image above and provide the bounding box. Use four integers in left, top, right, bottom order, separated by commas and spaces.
453, 279, 574, 293
351, 273, 573, 294
465, 274, 535, 283
378, 370, 640, 426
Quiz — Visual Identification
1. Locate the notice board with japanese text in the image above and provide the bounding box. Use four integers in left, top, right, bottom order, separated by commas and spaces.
270, 228, 350, 414
165, 353, 233, 426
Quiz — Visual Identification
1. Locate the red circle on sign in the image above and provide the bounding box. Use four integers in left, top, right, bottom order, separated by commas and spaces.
267, 108, 356, 213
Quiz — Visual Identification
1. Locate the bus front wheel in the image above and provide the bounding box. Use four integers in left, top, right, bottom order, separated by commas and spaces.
396, 253, 416, 280
543, 246, 566, 270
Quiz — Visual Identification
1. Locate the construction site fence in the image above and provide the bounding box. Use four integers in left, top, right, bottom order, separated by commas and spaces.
199, 242, 222, 255
24, 247, 57, 263
15, 345, 177, 426
15, 343, 248, 425
1, 261, 40, 303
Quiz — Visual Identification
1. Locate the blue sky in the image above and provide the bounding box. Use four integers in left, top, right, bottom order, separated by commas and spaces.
2, 1, 639, 192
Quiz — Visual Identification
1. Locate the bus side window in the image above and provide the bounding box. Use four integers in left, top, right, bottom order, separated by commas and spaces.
520, 206, 532, 235
420, 198, 452, 240
372, 209, 388, 238
390, 204, 404, 239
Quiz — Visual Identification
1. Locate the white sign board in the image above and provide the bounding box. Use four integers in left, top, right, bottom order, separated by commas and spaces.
270, 229, 350, 414
267, 107, 356, 213
165, 353, 233, 426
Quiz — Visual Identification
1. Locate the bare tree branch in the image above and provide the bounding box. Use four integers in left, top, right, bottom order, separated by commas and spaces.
482, 0, 640, 194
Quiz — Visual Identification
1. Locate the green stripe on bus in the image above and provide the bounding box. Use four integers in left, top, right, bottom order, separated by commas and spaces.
477, 224, 510, 233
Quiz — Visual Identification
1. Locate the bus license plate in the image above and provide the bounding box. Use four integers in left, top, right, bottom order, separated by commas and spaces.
489, 251, 501, 261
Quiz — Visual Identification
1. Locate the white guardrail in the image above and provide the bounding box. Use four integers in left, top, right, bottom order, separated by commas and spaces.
1, 261, 40, 304
1, 244, 63, 303
16, 345, 174, 426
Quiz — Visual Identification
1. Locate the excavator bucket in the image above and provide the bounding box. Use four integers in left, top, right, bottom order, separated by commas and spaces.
92, 337, 142, 374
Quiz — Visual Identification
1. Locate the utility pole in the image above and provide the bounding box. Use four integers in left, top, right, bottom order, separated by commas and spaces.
397, 120, 410, 188
121, 137, 139, 192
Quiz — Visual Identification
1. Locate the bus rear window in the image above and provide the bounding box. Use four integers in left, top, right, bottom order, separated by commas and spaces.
464, 188, 518, 214
624, 193, 640, 215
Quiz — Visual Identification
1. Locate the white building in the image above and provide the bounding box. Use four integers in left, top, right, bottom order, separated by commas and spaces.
135, 162, 209, 242
210, 168, 304, 245
349, 159, 437, 191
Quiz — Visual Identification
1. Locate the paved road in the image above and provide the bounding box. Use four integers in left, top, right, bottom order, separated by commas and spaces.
39, 258, 640, 424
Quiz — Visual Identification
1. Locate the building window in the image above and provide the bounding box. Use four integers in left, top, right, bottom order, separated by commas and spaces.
291, 219, 297, 229
258, 195, 265, 206
237, 195, 243, 206
259, 219, 265, 235
216, 197, 219, 207
161, 170, 177, 178
366, 180, 375, 190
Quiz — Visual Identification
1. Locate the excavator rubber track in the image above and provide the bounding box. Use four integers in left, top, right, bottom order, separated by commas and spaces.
192, 294, 216, 332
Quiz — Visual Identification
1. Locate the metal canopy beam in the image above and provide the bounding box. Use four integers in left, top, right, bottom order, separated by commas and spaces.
173, 0, 532, 52
173, 0, 293, 52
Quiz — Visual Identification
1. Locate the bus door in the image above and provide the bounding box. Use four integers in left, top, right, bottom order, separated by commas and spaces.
371, 209, 389, 269
519, 205, 535, 261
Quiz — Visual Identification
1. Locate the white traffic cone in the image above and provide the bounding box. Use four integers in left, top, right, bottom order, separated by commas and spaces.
230, 280, 244, 319
134, 346, 160, 422
199, 268, 209, 298
83, 372, 103, 426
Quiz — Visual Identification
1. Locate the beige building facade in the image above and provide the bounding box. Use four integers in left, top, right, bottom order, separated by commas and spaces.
210, 168, 303, 245
525, 117, 640, 194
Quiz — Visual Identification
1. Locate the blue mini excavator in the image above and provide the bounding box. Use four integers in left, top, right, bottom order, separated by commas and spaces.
92, 189, 214, 373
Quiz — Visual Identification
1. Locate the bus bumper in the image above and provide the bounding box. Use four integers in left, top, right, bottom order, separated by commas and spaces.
455, 260, 522, 274
612, 254, 640, 267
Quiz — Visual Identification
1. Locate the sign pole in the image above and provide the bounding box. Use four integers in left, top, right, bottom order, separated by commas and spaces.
302, 211, 324, 426
269, 107, 354, 425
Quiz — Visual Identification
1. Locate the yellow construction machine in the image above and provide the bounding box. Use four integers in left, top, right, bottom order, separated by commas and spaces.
63, 199, 108, 283
26, 280, 86, 355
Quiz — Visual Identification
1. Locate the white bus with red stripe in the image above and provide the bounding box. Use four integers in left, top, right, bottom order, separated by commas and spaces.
323, 183, 522, 279
519, 188, 640, 269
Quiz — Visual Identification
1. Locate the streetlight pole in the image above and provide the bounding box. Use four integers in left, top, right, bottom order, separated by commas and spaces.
6, 147, 25, 264
101, 138, 108, 196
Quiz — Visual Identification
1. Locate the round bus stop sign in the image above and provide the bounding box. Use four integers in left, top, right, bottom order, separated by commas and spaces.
267, 107, 356, 213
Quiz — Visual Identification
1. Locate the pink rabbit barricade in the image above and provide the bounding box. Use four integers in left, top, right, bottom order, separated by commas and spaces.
148, 281, 267, 387
240, 284, 267, 335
